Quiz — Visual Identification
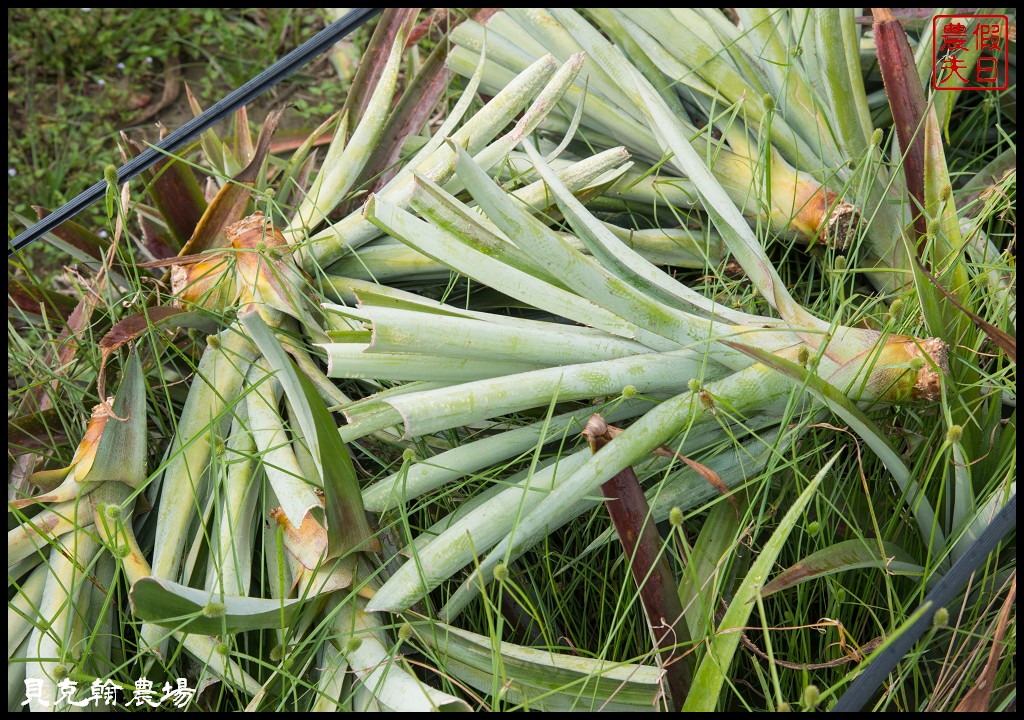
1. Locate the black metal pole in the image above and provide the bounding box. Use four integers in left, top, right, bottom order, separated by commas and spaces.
831, 493, 1016, 711
8, 7, 382, 257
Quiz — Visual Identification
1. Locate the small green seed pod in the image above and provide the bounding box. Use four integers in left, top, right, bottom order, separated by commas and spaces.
699, 390, 715, 410
945, 425, 963, 444
203, 602, 227, 618
888, 297, 904, 319
803, 684, 820, 710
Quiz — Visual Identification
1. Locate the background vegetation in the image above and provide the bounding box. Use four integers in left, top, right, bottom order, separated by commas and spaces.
8, 8, 353, 278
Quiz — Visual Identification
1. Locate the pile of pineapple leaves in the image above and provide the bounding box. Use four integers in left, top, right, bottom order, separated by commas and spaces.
7, 8, 1015, 712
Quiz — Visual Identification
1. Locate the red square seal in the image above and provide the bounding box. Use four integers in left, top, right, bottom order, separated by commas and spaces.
932, 14, 1009, 91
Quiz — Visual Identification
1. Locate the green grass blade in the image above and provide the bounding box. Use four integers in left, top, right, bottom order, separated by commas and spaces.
682, 451, 838, 711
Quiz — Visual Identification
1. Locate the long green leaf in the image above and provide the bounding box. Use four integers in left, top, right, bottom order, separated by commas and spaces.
294, 362, 380, 557
151, 325, 257, 585
240, 310, 378, 557
364, 191, 666, 348
322, 342, 542, 382
439, 362, 796, 620
761, 539, 923, 596
453, 143, 726, 353
245, 360, 321, 526
411, 620, 664, 711
305, 54, 560, 265
368, 450, 592, 612
519, 139, 760, 354
361, 400, 649, 513
129, 576, 301, 635
675, 498, 746, 653
377, 349, 724, 440
723, 341, 945, 553
546, 8, 829, 333
362, 303, 650, 364
288, 22, 407, 236
82, 351, 146, 489
330, 593, 472, 712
